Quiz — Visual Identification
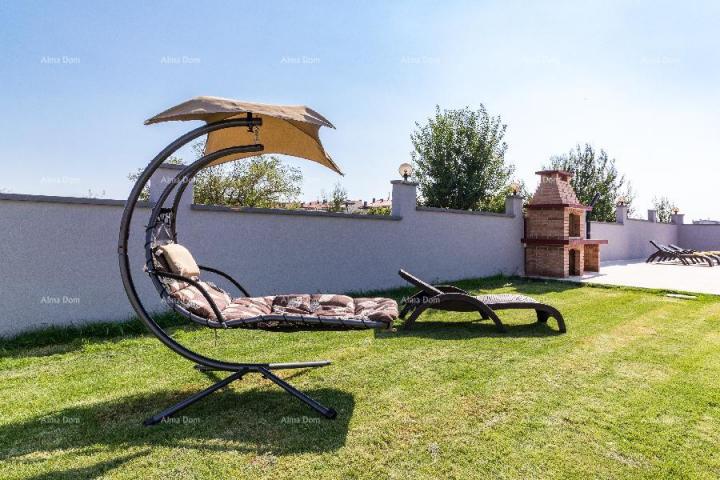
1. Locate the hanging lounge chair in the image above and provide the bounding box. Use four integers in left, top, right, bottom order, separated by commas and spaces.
151, 242, 396, 332
118, 97, 398, 425
397, 270, 566, 332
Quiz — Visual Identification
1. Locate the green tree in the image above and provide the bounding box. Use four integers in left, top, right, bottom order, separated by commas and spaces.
193, 155, 302, 208
327, 182, 348, 213
127, 141, 303, 208
411, 105, 513, 211
480, 179, 531, 213
366, 206, 391, 216
652, 196, 677, 223
546, 144, 634, 222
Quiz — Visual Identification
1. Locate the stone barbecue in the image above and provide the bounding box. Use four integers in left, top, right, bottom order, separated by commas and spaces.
523, 170, 607, 277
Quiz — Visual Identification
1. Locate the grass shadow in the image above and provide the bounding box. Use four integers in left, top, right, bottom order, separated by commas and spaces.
381, 317, 564, 340
1, 275, 582, 360
0, 312, 194, 360
21, 451, 149, 480
0, 387, 354, 461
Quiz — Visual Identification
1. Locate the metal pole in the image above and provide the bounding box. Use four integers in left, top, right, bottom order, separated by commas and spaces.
143, 369, 248, 425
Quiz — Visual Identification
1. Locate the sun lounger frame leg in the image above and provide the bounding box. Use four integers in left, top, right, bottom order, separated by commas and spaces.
403, 293, 506, 332
535, 305, 566, 333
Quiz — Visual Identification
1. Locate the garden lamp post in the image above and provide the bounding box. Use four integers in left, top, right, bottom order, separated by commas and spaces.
398, 163, 413, 182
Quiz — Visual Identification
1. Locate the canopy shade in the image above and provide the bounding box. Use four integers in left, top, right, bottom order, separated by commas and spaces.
145, 96, 342, 174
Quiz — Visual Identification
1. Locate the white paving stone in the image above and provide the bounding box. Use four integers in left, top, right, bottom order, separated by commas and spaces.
565, 259, 720, 295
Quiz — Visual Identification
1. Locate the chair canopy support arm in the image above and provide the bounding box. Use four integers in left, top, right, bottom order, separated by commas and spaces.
166, 141, 261, 242
199, 265, 250, 297
151, 270, 227, 326
148, 143, 264, 255
118, 118, 268, 372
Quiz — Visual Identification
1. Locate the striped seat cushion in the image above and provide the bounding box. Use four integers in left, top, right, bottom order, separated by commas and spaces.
169, 288, 398, 326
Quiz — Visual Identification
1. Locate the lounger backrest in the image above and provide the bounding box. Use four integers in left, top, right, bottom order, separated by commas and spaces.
658, 244, 674, 252
398, 269, 443, 296
649, 240, 671, 252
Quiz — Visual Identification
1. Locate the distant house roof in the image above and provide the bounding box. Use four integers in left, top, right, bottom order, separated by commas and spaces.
279, 195, 391, 213
297, 199, 365, 213
361, 196, 392, 209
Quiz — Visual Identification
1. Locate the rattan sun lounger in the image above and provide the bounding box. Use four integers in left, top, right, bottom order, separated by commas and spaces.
645, 242, 682, 264
646, 241, 715, 266
397, 269, 565, 332
669, 244, 720, 265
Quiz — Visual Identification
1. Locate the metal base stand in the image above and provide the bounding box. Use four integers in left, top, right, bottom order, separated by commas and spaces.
144, 362, 336, 426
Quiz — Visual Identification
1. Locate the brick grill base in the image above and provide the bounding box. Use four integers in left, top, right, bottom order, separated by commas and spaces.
526, 245, 590, 278
584, 244, 600, 272
569, 247, 584, 276
525, 245, 567, 277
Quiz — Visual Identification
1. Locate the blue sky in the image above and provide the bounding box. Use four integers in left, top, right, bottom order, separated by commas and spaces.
2, 0, 719, 220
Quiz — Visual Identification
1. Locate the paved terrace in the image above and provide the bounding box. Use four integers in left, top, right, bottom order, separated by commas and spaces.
570, 259, 720, 295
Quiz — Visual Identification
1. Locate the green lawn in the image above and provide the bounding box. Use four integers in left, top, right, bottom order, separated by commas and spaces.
1, 278, 719, 479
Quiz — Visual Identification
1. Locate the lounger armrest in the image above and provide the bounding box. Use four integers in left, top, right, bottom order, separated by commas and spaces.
398, 269, 444, 296
198, 265, 251, 297
670, 244, 695, 254
435, 285, 470, 295
151, 270, 227, 326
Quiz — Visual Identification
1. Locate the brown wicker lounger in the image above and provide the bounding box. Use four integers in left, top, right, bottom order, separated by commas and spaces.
398, 269, 566, 333
669, 244, 720, 265
646, 241, 716, 266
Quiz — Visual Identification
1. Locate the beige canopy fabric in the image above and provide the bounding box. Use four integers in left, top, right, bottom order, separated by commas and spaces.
145, 96, 342, 174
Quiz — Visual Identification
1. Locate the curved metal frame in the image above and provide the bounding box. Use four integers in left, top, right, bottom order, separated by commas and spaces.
119, 118, 270, 371
199, 265, 251, 297
118, 118, 339, 424
153, 269, 228, 326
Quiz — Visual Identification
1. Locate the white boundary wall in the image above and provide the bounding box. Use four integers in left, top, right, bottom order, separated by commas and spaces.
0, 170, 524, 336
2, 165, 718, 337
589, 207, 720, 261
